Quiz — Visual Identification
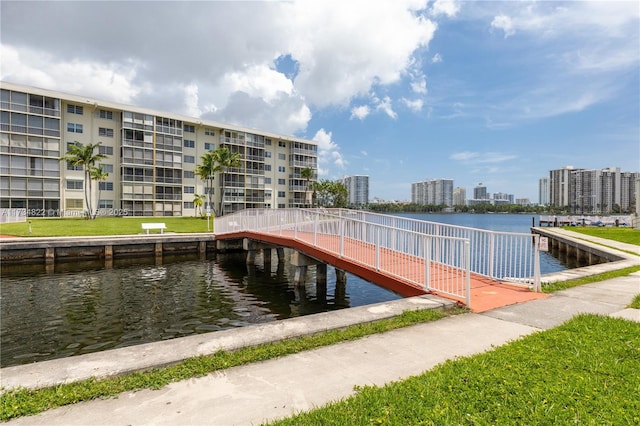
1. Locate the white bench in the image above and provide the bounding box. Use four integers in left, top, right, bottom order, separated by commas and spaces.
141, 223, 166, 234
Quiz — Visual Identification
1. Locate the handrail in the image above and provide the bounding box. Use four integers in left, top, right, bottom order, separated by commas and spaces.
214, 208, 542, 305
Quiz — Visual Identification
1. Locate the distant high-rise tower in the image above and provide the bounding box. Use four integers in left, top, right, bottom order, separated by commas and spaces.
411, 179, 454, 206
538, 177, 549, 205
341, 175, 369, 205
453, 187, 466, 206
473, 183, 488, 201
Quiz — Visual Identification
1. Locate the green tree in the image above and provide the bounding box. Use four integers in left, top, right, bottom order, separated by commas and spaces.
193, 194, 205, 217
313, 179, 348, 208
195, 151, 221, 216
89, 166, 109, 218
61, 142, 107, 219
301, 166, 314, 207
212, 146, 242, 215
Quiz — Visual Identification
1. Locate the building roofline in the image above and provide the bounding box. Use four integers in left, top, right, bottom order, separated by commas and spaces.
1, 80, 316, 145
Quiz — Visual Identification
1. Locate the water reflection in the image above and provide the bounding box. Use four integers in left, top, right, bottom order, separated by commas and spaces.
1, 250, 401, 367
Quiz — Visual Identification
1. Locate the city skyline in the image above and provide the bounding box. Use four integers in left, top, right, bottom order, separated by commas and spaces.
2, 1, 638, 201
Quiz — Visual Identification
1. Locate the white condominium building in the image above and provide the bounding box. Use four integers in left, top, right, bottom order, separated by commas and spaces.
549, 165, 638, 214
411, 178, 453, 207
1, 82, 317, 217
341, 175, 369, 205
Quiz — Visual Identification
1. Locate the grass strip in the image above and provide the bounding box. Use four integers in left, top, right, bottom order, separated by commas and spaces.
0, 308, 456, 421
0, 216, 210, 237
270, 314, 640, 426
542, 265, 640, 293
561, 227, 640, 246
629, 294, 640, 309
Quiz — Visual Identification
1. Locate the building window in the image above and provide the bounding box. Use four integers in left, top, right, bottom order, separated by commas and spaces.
278, 153, 286, 160
265, 177, 271, 184
265, 139, 272, 145
184, 139, 195, 148
99, 182, 113, 191
278, 191, 285, 198
98, 200, 113, 208
184, 170, 195, 179
278, 166, 286, 173
184, 186, 195, 194
184, 202, 195, 209
184, 155, 195, 164
204, 129, 215, 136
99, 110, 113, 120
204, 143, 215, 151
99, 127, 114, 137
99, 163, 114, 173
278, 178, 286, 185
265, 165, 271, 171
98, 145, 113, 155
66, 180, 83, 190
278, 141, 286, 147
265, 151, 272, 158
184, 124, 195, 133
278, 203, 285, 208
67, 123, 83, 133
67, 162, 82, 171
67, 105, 83, 115
65, 198, 84, 209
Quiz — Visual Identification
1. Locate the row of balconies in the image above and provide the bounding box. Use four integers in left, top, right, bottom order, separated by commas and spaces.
0, 102, 61, 118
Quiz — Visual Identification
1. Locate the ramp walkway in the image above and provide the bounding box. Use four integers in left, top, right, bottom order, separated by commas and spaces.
215, 209, 549, 312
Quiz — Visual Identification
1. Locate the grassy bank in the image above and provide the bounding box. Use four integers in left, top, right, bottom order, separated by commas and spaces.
542, 265, 640, 293
563, 226, 640, 246
0, 309, 454, 421
0, 216, 210, 237
271, 314, 640, 425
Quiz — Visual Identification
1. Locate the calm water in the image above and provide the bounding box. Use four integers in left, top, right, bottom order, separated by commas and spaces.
1, 213, 567, 367
0, 252, 400, 367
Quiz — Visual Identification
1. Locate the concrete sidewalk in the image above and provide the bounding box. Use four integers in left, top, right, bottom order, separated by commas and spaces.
5, 271, 639, 426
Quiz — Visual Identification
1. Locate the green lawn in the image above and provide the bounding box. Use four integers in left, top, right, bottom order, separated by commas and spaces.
0, 216, 211, 237
563, 226, 640, 246
271, 314, 640, 426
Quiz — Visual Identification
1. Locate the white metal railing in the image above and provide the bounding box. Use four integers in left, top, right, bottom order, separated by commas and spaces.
216, 208, 542, 293
322, 209, 541, 290
215, 208, 473, 305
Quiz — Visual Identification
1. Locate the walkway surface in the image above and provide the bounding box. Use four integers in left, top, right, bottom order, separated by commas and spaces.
219, 230, 549, 313
3, 230, 639, 425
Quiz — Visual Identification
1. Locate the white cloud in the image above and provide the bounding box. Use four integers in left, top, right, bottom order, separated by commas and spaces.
0, 45, 143, 104
350, 105, 371, 120
361, 150, 368, 156
410, 77, 428, 94
431, 53, 443, 63
430, 0, 460, 18
491, 14, 515, 38
222, 64, 294, 104
402, 98, 424, 112
182, 83, 202, 118
450, 151, 517, 164
285, 0, 436, 106
375, 96, 398, 119
313, 128, 345, 177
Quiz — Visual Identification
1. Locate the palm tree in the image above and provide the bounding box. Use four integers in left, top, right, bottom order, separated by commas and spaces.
212, 146, 242, 216
195, 151, 221, 216
61, 142, 107, 219
193, 194, 205, 217
90, 166, 109, 218
301, 166, 314, 208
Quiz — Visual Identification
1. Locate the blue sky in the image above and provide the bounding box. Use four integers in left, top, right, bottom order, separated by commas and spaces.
2, 1, 638, 202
